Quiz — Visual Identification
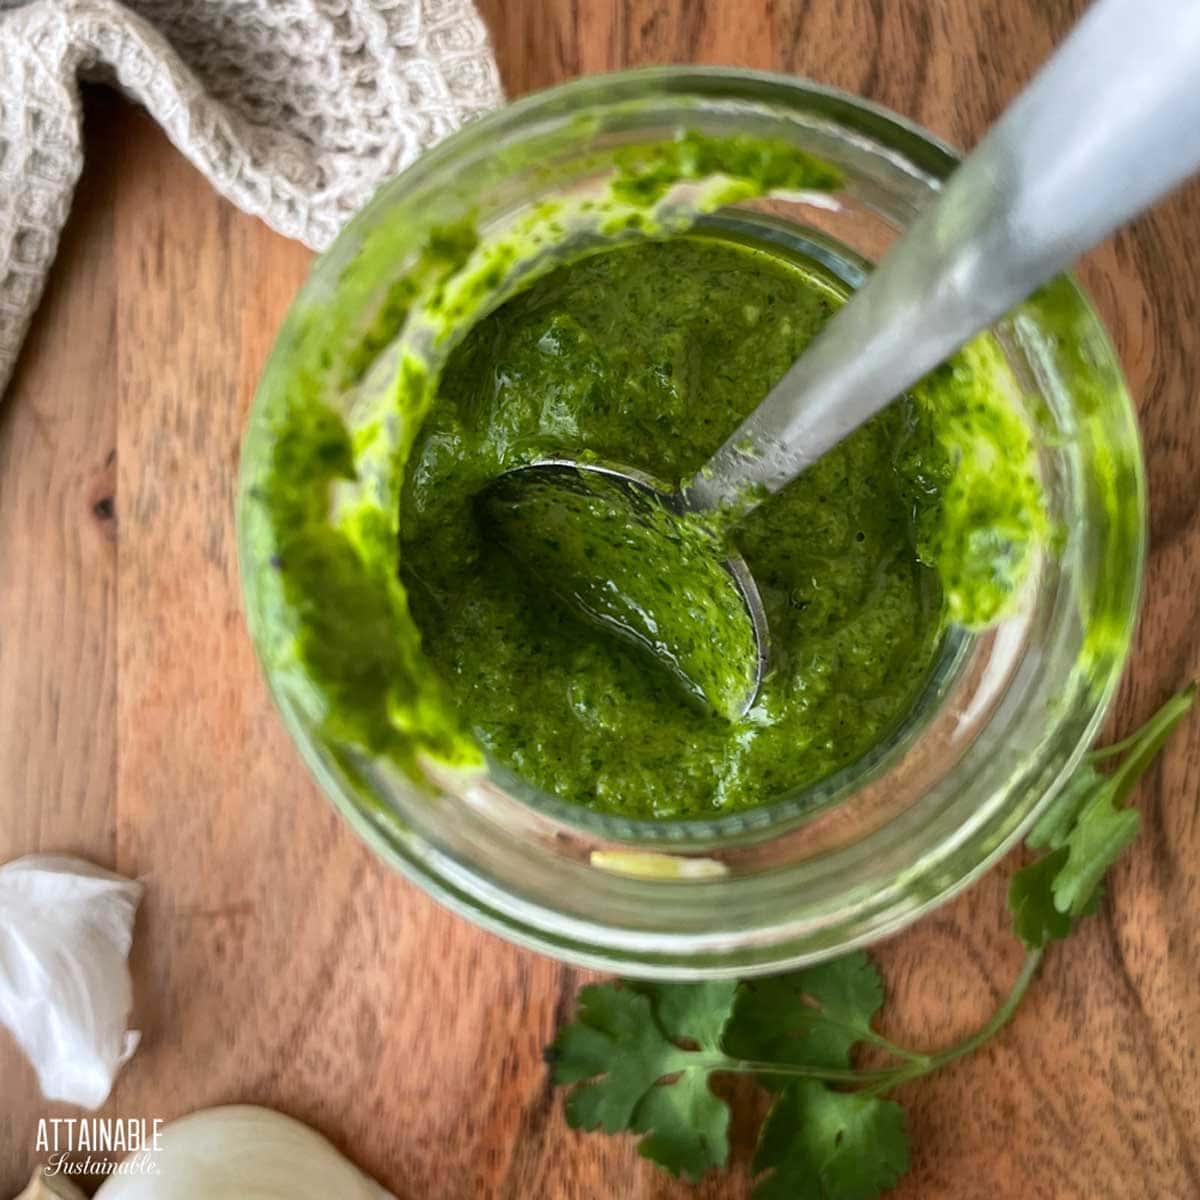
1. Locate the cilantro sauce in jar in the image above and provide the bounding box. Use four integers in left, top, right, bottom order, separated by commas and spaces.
250, 134, 1048, 822
240, 70, 1143, 972
404, 238, 957, 818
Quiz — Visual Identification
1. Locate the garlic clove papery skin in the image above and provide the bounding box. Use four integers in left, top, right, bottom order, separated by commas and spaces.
93, 1106, 398, 1200
0, 855, 142, 1108
14, 1168, 88, 1200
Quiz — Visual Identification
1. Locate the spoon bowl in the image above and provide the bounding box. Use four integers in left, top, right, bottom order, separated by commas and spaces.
477, 459, 769, 720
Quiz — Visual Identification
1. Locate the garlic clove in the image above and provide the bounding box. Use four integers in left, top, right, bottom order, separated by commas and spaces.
0, 856, 143, 1108
13, 1168, 88, 1200
94, 1106, 398, 1199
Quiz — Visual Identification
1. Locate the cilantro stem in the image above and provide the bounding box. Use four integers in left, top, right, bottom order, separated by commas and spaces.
773, 1008, 933, 1065
923, 946, 1043, 1068
861, 946, 1045, 1095
860, 1028, 933, 1065
701, 1056, 900, 1084
1103, 685, 1195, 801
1086, 683, 1196, 762
698, 947, 1044, 1094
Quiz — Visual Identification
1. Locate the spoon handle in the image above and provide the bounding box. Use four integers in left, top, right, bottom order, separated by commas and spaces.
683, 0, 1200, 518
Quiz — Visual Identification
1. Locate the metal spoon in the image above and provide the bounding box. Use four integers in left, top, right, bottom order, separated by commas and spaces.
482, 0, 1200, 718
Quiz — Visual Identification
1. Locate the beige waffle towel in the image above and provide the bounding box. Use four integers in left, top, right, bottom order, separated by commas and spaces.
0, 0, 503, 395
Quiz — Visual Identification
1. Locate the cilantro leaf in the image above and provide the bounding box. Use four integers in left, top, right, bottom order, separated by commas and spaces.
630, 1071, 729, 1178
1026, 763, 1099, 850
640, 978, 740, 1050
1012, 686, 1193, 946
1013, 784, 1134, 948
724, 952, 885, 1076
1009, 847, 1074, 948
547, 980, 736, 1180
753, 1079, 909, 1200
1010, 820, 1124, 949
1053, 792, 1139, 916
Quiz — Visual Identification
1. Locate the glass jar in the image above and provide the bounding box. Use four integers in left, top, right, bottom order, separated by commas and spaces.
237, 68, 1144, 978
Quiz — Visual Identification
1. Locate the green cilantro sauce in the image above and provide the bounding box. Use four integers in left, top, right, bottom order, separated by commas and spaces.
243, 131, 1051, 822
404, 240, 949, 818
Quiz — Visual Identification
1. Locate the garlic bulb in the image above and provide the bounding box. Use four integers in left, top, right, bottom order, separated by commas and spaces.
0, 856, 142, 1108
94, 1106, 397, 1199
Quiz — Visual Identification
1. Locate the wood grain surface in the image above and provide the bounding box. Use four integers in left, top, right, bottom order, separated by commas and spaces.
2, 3, 1198, 1196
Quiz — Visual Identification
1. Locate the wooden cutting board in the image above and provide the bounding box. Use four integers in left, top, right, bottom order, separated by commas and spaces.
2, 2, 1197, 1196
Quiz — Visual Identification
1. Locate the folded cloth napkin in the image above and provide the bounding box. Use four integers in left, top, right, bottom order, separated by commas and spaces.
0, 0, 503, 395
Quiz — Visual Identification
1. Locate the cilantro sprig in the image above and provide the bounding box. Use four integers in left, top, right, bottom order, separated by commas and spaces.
547, 686, 1194, 1196
1009, 683, 1195, 947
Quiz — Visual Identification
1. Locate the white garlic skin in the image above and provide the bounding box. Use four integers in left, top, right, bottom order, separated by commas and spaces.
94, 1106, 397, 1200
15, 1168, 88, 1200
0, 855, 142, 1109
